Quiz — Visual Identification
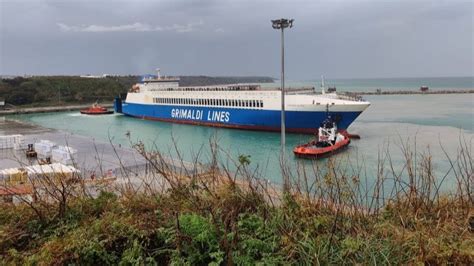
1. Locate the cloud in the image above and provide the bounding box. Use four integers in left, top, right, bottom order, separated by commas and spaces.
57, 22, 152, 32
2, 0, 471, 77
57, 20, 204, 33
164, 20, 204, 33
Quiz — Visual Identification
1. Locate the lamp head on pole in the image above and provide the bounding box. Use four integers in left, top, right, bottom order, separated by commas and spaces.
271, 18, 294, 29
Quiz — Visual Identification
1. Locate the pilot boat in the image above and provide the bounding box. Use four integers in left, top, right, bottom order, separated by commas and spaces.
80, 102, 114, 115
293, 116, 350, 158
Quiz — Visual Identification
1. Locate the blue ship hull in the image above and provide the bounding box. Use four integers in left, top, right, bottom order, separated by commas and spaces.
119, 101, 363, 134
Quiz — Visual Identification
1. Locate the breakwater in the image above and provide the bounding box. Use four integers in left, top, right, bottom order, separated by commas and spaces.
274, 87, 473, 95
0, 103, 113, 115
352, 89, 474, 95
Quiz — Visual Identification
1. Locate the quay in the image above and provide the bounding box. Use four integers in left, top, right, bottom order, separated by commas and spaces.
0, 103, 113, 115
0, 118, 209, 190
0, 119, 146, 179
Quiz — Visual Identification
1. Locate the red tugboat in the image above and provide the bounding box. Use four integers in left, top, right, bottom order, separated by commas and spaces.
80, 101, 114, 115
293, 117, 350, 158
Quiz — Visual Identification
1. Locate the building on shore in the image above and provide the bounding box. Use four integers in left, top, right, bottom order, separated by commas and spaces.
80, 74, 111, 79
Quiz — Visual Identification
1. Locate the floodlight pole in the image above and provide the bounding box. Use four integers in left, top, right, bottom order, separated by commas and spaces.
280, 26, 285, 152
272, 18, 294, 162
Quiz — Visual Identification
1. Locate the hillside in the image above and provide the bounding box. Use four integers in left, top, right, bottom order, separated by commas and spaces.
0, 75, 275, 106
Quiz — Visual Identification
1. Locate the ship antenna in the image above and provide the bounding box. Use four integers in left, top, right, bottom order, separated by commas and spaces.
321, 75, 325, 94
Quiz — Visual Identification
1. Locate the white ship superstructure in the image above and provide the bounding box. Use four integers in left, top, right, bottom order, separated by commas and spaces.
116, 70, 370, 133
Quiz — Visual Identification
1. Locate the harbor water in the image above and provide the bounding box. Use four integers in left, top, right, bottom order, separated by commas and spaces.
6, 92, 472, 191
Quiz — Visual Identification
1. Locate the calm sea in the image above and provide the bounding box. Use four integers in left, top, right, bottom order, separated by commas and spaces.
4, 77, 474, 189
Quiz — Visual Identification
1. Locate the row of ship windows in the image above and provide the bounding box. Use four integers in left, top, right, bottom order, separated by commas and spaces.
153, 98, 264, 108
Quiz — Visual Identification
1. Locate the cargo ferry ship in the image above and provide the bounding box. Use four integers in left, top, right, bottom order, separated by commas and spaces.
114, 70, 370, 134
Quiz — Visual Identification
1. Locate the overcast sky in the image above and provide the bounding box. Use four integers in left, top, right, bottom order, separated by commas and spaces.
0, 0, 472, 79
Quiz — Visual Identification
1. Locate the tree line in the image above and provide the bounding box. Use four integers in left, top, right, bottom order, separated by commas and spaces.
0, 76, 136, 106
0, 75, 275, 106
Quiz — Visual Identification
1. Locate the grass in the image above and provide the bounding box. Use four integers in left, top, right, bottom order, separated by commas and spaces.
0, 135, 472, 265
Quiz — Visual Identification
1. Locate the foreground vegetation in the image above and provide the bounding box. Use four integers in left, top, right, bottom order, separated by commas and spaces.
0, 137, 472, 265
0, 75, 274, 106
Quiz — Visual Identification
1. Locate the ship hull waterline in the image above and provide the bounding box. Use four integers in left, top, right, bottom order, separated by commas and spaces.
120, 102, 364, 134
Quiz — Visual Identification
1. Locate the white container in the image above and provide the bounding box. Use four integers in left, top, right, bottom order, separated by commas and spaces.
13, 143, 27, 150
0, 135, 23, 149
51, 145, 77, 165
34, 140, 57, 156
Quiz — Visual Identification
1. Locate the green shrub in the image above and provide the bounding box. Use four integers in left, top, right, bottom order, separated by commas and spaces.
174, 213, 223, 265
232, 213, 283, 265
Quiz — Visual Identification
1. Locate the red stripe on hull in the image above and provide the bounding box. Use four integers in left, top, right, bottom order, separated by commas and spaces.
126, 114, 319, 134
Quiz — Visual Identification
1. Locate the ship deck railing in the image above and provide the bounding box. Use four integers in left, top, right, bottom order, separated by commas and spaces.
166, 84, 261, 91
143, 76, 181, 82
333, 92, 365, 102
